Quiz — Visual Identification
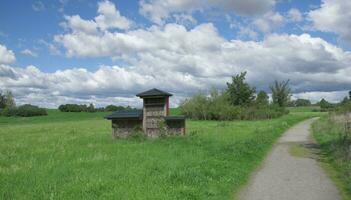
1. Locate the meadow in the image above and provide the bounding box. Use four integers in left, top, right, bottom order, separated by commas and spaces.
0, 109, 321, 199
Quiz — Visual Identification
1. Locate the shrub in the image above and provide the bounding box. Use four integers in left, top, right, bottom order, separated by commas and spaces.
1, 104, 47, 117
58, 104, 88, 112
180, 89, 288, 121
15, 104, 47, 117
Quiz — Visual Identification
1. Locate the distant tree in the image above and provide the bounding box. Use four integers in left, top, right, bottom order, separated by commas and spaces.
255, 91, 269, 106
319, 98, 334, 110
0, 91, 5, 109
226, 72, 256, 106
270, 80, 291, 107
341, 97, 349, 104
295, 98, 311, 107
4, 90, 16, 108
349, 91, 351, 100
87, 103, 96, 112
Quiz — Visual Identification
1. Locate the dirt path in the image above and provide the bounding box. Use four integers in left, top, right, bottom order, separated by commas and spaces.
237, 118, 341, 200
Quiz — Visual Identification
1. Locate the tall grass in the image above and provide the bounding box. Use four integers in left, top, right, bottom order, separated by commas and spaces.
0, 109, 320, 199
312, 115, 351, 199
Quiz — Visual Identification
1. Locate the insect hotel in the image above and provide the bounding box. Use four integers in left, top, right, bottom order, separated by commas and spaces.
105, 88, 186, 138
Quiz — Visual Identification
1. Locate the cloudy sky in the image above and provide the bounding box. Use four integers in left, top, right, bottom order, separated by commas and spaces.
0, 0, 351, 108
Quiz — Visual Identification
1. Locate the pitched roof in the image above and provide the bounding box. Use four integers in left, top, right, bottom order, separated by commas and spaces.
105, 110, 143, 120
136, 88, 173, 98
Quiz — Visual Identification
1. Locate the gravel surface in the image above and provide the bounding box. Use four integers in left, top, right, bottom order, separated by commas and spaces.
237, 118, 340, 200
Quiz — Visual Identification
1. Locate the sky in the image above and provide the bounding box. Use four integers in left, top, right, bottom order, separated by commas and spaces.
0, 0, 351, 108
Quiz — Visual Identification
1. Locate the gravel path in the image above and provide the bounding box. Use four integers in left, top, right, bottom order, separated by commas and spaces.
237, 118, 341, 200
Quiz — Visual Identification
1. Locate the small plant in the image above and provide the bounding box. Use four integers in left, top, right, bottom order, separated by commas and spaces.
158, 120, 168, 138
129, 125, 146, 140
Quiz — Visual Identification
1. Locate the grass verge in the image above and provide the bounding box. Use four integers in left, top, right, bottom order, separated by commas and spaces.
312, 116, 351, 200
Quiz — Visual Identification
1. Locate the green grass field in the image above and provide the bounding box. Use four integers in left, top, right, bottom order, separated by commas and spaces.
0, 108, 321, 199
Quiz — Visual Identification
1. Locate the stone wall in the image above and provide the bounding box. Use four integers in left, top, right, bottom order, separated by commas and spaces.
166, 120, 185, 135
112, 119, 142, 138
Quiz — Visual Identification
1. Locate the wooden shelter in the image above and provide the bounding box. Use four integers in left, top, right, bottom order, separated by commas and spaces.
105, 88, 185, 138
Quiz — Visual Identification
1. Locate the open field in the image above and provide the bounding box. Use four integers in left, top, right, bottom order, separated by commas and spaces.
0, 109, 322, 199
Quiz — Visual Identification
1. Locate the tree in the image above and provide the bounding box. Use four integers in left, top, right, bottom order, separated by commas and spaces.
295, 98, 311, 107
255, 91, 269, 106
349, 91, 351, 100
319, 98, 333, 110
0, 91, 5, 109
87, 103, 96, 112
4, 90, 15, 108
226, 72, 256, 106
270, 80, 291, 107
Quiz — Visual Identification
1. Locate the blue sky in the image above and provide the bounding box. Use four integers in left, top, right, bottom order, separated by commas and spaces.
0, 0, 350, 107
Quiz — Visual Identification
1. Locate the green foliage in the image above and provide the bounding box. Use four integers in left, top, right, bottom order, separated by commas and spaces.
312, 116, 351, 198
226, 71, 256, 106
0, 90, 16, 109
1, 104, 47, 117
180, 89, 288, 120
58, 104, 89, 112
87, 103, 96, 113
255, 91, 269, 106
0, 109, 320, 199
129, 125, 146, 140
270, 80, 291, 107
105, 105, 133, 112
335, 99, 351, 114
318, 98, 335, 111
294, 98, 312, 107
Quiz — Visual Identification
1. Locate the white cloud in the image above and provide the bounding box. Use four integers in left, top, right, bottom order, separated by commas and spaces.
61, 0, 133, 33
32, 1, 45, 12
293, 91, 349, 103
95, 0, 133, 30
0, 44, 16, 64
63, 15, 98, 34
288, 8, 303, 22
308, 0, 351, 44
253, 11, 284, 33
139, 0, 275, 24
21, 49, 38, 57
0, 22, 342, 107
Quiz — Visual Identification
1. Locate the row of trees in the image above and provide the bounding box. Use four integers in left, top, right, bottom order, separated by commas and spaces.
0, 90, 47, 117
58, 103, 137, 112
180, 72, 291, 120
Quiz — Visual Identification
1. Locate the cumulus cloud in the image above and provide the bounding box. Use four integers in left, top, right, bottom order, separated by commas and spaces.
293, 91, 350, 103
288, 8, 303, 22
1, 21, 343, 107
21, 49, 38, 57
139, 0, 275, 24
308, 0, 351, 44
61, 0, 133, 33
0, 44, 16, 64
253, 11, 284, 33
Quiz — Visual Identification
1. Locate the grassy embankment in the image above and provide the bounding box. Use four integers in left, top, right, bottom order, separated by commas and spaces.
1, 108, 321, 199
312, 116, 351, 200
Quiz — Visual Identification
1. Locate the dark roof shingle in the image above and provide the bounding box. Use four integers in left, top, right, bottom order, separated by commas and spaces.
136, 88, 172, 98
105, 110, 143, 120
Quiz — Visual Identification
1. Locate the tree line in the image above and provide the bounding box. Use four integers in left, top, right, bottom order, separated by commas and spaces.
0, 90, 47, 117
180, 72, 292, 120
58, 104, 137, 112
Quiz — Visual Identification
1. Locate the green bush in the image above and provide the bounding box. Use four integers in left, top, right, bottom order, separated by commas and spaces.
1, 104, 47, 117
1, 107, 17, 117
180, 89, 288, 121
15, 104, 47, 117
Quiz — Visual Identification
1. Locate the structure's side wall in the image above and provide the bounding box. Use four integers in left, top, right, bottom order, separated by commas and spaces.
143, 98, 166, 137
112, 119, 142, 138
166, 120, 185, 135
